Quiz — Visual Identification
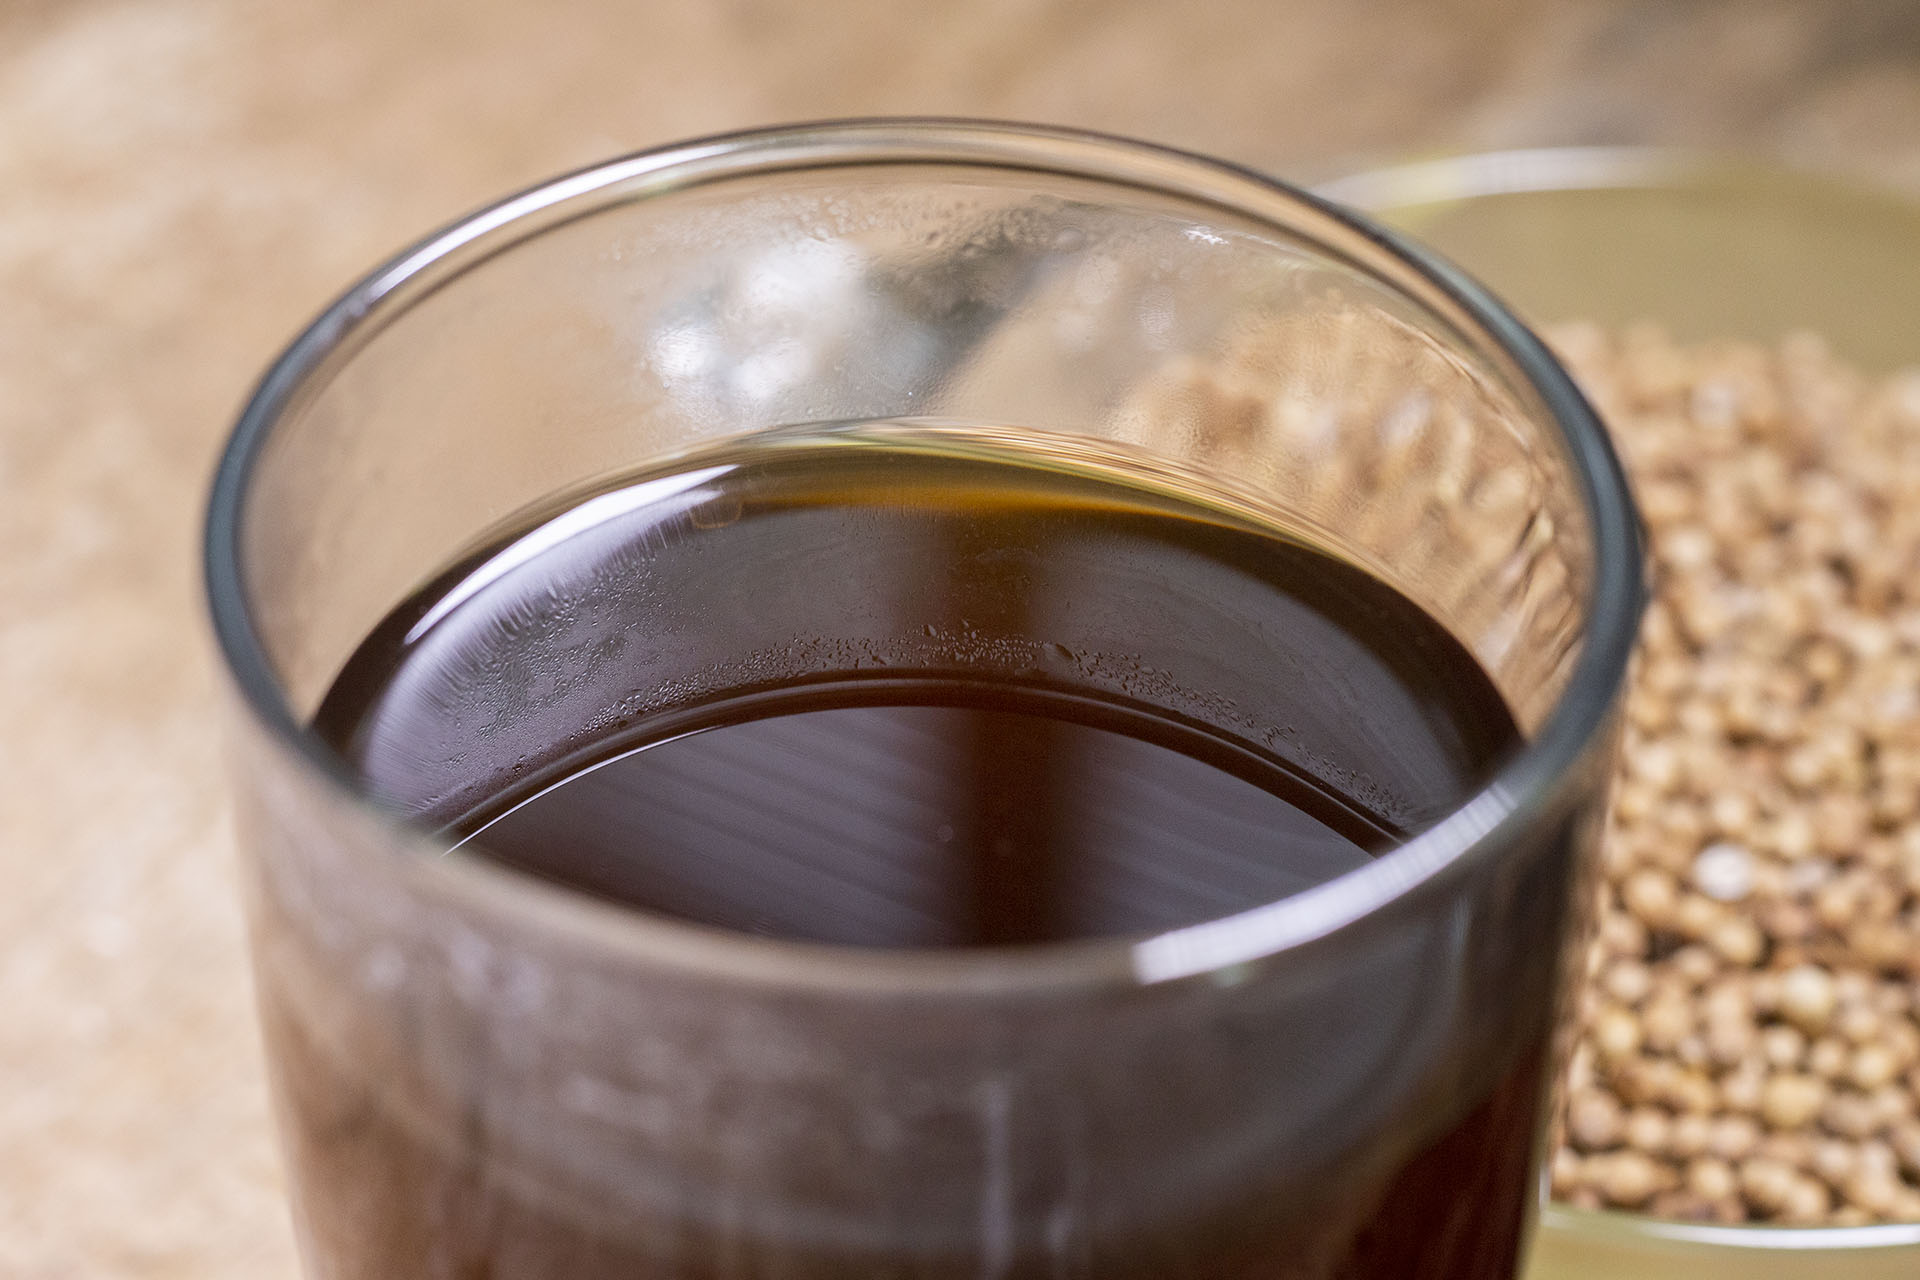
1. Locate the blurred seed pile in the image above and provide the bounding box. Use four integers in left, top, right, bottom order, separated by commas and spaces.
1545, 325, 1920, 1225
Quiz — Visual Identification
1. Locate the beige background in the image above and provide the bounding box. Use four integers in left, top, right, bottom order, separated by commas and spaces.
6, 1, 1920, 1275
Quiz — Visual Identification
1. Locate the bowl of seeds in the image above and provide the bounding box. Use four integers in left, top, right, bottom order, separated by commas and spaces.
1320, 149, 1920, 1279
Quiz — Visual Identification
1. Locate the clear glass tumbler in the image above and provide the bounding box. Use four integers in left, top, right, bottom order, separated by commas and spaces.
204, 120, 1644, 1280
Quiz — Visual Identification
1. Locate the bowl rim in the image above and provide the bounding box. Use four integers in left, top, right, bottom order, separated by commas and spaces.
1541, 1201, 1920, 1254
1313, 143, 1920, 214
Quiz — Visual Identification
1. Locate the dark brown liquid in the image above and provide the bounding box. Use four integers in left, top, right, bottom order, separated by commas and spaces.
454, 691, 1397, 947
282, 425, 1545, 1278
317, 427, 1517, 948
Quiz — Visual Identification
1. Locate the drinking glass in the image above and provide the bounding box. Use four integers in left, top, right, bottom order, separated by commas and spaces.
204, 120, 1644, 1279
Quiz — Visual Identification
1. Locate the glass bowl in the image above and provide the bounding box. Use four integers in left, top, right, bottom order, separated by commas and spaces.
1319, 148, 1920, 1280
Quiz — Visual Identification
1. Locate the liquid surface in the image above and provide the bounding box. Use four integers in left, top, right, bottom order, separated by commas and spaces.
463, 690, 1383, 947
316, 425, 1519, 947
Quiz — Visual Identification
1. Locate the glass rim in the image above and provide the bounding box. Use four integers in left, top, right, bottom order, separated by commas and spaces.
204, 117, 1645, 992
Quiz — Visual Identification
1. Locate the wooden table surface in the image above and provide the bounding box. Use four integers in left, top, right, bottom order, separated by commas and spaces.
6, 1, 1920, 1274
